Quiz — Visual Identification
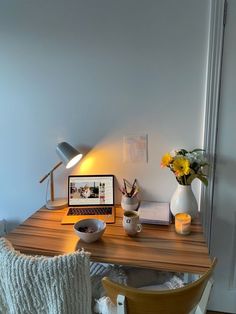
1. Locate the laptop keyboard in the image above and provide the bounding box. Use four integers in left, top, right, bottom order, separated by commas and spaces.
68, 207, 113, 216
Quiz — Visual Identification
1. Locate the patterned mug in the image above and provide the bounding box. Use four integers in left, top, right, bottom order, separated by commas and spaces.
123, 210, 142, 236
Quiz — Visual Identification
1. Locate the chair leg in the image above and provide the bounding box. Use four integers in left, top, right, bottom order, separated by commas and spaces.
117, 294, 126, 314
194, 279, 214, 314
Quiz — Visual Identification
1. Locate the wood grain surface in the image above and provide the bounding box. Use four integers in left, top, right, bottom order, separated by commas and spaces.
6, 206, 212, 274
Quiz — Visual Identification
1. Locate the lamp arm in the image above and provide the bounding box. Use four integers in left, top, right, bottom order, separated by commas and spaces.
39, 161, 63, 183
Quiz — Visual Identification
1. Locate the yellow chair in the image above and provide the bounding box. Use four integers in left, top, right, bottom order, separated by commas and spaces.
102, 259, 216, 314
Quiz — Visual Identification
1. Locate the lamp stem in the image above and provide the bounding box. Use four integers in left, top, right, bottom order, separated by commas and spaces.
39, 161, 63, 183
50, 172, 54, 201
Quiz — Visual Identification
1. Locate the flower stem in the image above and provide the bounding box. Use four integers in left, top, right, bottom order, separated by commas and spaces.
184, 175, 187, 185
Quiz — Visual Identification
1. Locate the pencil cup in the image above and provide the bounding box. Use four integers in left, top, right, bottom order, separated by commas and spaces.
121, 195, 139, 211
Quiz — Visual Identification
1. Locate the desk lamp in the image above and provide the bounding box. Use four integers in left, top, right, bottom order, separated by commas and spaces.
40, 142, 83, 210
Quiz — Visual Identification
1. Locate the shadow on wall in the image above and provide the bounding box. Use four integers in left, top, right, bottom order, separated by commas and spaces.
216, 155, 236, 186
0, 220, 6, 236
209, 209, 236, 302
2, 220, 20, 235
75, 144, 92, 158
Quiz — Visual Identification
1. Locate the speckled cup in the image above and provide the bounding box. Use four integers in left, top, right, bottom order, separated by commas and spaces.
121, 195, 139, 211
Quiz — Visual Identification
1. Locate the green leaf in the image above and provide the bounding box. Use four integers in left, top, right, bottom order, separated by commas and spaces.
198, 175, 208, 186
186, 174, 198, 185
186, 174, 208, 186
179, 149, 188, 155
191, 148, 205, 152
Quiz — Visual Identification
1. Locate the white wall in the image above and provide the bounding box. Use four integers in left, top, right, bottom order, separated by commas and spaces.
208, 1, 236, 311
0, 0, 210, 231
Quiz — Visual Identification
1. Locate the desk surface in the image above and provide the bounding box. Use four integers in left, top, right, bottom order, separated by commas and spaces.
6, 206, 212, 274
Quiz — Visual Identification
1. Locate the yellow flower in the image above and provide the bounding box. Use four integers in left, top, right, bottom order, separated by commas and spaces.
172, 157, 190, 176
161, 153, 173, 167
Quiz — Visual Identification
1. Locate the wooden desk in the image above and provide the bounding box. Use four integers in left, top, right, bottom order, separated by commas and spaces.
6, 206, 212, 274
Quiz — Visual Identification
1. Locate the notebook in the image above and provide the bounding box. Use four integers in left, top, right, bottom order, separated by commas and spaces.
138, 201, 171, 225
61, 175, 115, 224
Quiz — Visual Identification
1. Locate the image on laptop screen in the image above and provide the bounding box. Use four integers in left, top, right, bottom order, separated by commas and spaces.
68, 175, 114, 207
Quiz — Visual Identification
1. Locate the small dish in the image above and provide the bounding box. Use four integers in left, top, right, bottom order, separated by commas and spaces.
74, 219, 106, 243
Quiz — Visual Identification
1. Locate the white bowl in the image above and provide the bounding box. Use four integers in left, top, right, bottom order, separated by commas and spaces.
74, 219, 106, 243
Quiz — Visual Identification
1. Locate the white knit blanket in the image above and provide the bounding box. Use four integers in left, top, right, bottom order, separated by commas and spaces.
0, 237, 92, 314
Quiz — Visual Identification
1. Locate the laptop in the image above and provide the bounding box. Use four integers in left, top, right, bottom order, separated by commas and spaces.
61, 174, 115, 224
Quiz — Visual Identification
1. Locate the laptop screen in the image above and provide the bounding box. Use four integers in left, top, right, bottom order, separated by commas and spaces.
68, 175, 114, 207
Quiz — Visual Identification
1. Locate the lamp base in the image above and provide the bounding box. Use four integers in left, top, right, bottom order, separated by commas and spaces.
46, 198, 68, 210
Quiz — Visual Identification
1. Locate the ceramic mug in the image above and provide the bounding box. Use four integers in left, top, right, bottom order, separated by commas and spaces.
123, 210, 142, 236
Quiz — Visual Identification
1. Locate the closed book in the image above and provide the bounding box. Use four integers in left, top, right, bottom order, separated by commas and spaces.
138, 201, 171, 225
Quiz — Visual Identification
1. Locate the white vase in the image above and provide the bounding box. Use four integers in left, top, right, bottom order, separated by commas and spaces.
170, 184, 198, 219
121, 195, 139, 211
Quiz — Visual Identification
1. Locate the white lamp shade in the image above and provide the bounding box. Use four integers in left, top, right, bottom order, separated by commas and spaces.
56, 142, 83, 169
40, 141, 83, 210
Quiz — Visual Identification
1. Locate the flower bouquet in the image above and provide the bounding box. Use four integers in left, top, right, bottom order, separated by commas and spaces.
161, 149, 208, 186
161, 149, 208, 218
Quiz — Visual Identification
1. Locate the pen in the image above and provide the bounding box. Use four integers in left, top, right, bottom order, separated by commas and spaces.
130, 179, 137, 197
123, 179, 127, 195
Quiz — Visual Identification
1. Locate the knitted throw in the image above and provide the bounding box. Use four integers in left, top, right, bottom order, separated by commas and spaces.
0, 237, 92, 314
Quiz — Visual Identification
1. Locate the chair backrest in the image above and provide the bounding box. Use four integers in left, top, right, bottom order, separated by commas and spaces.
102, 259, 216, 314
0, 237, 92, 314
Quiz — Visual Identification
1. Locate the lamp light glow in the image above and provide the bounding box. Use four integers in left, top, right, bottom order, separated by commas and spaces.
66, 153, 83, 169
